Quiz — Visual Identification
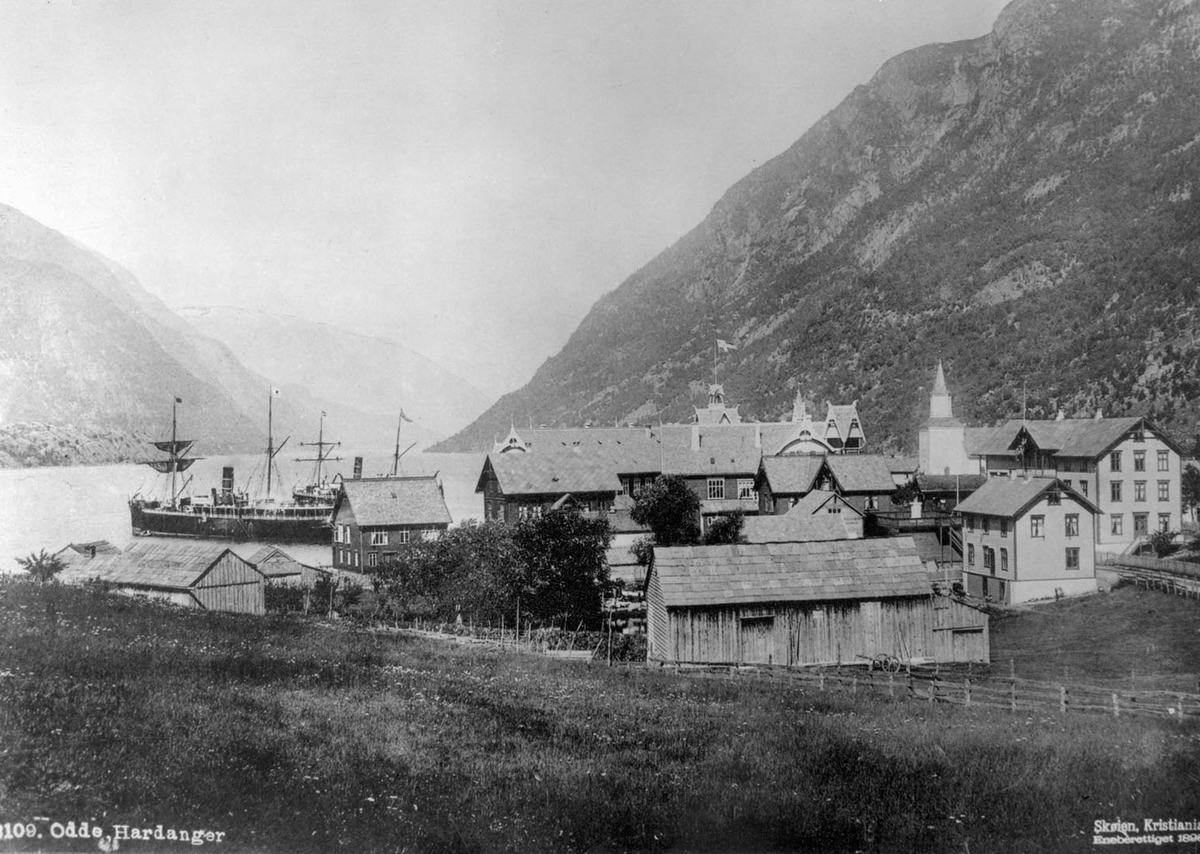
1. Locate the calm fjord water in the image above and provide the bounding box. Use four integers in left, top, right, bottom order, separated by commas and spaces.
0, 451, 486, 570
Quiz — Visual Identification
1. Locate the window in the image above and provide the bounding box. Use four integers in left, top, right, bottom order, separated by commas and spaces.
1134, 513, 1148, 536
1158, 450, 1170, 472
1134, 450, 1146, 472
1000, 519, 1008, 538
353, 552, 360, 567
620, 478, 631, 496
1047, 490, 1061, 506
1079, 480, 1088, 498
1065, 514, 1079, 537
1062, 479, 1071, 490
1030, 515, 1045, 538
1158, 480, 1170, 501
737, 479, 756, 500
1111, 481, 1122, 503
1066, 548, 1080, 571
397, 529, 411, 544
967, 544, 975, 567
370, 530, 387, 546
334, 525, 342, 544
707, 478, 725, 500
966, 515, 975, 533
1000, 548, 1008, 572
983, 547, 995, 573
1111, 514, 1124, 536
367, 552, 378, 568
1110, 451, 1122, 472
1134, 481, 1146, 502
982, 517, 990, 535
1159, 513, 1171, 533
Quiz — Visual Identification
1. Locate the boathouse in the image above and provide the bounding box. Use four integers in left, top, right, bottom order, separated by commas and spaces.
247, 545, 328, 587
58, 541, 266, 615
645, 539, 988, 667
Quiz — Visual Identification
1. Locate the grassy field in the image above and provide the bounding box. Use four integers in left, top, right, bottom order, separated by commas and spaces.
1, 580, 1198, 854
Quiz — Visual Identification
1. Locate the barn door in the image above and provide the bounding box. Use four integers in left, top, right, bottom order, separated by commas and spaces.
740, 616, 775, 665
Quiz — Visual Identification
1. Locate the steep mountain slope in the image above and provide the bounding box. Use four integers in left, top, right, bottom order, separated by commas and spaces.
177, 306, 493, 444
0, 204, 333, 464
436, 0, 1200, 454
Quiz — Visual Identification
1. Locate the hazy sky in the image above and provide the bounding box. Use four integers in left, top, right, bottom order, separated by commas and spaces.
0, 0, 1009, 397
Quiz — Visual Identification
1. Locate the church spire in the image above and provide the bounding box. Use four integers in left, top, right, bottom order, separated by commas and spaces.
930, 360, 954, 419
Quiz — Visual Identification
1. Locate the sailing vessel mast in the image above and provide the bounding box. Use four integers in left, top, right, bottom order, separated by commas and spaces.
297, 410, 341, 488
391, 407, 415, 477
139, 397, 200, 506
265, 389, 290, 499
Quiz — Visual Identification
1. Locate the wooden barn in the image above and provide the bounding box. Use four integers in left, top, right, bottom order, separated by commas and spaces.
247, 546, 328, 587
646, 538, 988, 667
58, 541, 266, 615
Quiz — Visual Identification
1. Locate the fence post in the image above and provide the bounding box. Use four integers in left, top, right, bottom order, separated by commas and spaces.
1060, 686, 1067, 714
819, 669, 825, 692
1112, 693, 1119, 718
852, 673, 857, 697
929, 675, 936, 705
1178, 694, 1185, 723
889, 672, 894, 698
964, 676, 971, 707
1010, 679, 1017, 713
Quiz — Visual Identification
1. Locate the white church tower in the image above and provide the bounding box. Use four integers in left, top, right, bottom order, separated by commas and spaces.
918, 361, 973, 475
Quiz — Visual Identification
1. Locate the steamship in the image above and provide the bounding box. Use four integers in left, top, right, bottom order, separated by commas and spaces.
128, 396, 341, 544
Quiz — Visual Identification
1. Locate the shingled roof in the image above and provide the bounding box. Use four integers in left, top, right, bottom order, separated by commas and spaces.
651, 538, 930, 608
970, 416, 1182, 458
741, 504, 856, 544
825, 455, 896, 492
337, 476, 453, 527
478, 451, 623, 497
58, 541, 249, 590
758, 455, 824, 494
954, 476, 1100, 518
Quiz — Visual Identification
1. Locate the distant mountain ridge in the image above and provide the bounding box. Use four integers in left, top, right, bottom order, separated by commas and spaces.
434, 0, 1200, 454
0, 204, 491, 467
177, 305, 493, 446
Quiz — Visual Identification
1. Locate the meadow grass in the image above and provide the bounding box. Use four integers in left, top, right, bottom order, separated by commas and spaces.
1, 580, 1198, 853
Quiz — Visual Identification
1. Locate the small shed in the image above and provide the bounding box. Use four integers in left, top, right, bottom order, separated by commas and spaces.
646, 538, 988, 667
248, 546, 328, 587
59, 541, 266, 615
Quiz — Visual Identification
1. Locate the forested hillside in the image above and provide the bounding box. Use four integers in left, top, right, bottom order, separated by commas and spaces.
436, 0, 1200, 453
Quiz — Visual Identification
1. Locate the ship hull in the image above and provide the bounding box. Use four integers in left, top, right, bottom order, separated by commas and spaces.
129, 502, 332, 544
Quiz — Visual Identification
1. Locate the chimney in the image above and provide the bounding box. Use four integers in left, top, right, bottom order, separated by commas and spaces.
691, 425, 701, 450
353, 456, 364, 479
221, 466, 235, 495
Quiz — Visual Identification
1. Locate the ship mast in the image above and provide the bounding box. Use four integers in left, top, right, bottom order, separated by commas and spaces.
391, 408, 415, 477
170, 398, 179, 506
297, 411, 341, 487
265, 389, 290, 499
138, 397, 200, 506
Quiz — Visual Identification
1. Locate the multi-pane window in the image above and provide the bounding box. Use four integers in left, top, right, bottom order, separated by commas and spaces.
367, 552, 378, 568
1158, 480, 1170, 501
967, 544, 975, 567
737, 479, 756, 500
1134, 514, 1148, 536
1158, 450, 1170, 472
1066, 548, 1080, 571
1065, 514, 1079, 537
1134, 481, 1147, 502
1159, 513, 1172, 533
982, 517, 990, 535
397, 529, 411, 544
1030, 515, 1045, 538
370, 530, 387, 546
1110, 451, 1122, 472
966, 515, 975, 533
1111, 481, 1122, 502
707, 478, 725, 500
1079, 480, 1089, 498
1111, 514, 1124, 536
1000, 548, 1008, 572
983, 547, 995, 572
1134, 450, 1146, 472
1000, 519, 1008, 538
1047, 490, 1061, 505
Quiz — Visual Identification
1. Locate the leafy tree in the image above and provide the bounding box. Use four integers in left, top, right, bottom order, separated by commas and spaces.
891, 477, 922, 508
630, 475, 701, 548
1147, 529, 1178, 559
702, 511, 746, 545
1182, 463, 1200, 519
15, 549, 64, 583
511, 508, 613, 628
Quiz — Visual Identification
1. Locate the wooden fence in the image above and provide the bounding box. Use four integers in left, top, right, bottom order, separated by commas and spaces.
1099, 552, 1200, 598
666, 662, 1200, 722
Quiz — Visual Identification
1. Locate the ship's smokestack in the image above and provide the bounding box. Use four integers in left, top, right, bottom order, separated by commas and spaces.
353, 457, 363, 480
221, 467, 234, 495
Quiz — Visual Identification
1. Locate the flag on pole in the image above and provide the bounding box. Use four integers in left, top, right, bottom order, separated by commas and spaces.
399, 409, 412, 423
717, 339, 738, 352
321, 410, 326, 417
175, 396, 183, 404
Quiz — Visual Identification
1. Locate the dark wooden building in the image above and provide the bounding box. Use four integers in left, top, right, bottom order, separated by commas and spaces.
331, 476, 453, 571
58, 541, 266, 615
646, 538, 988, 667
